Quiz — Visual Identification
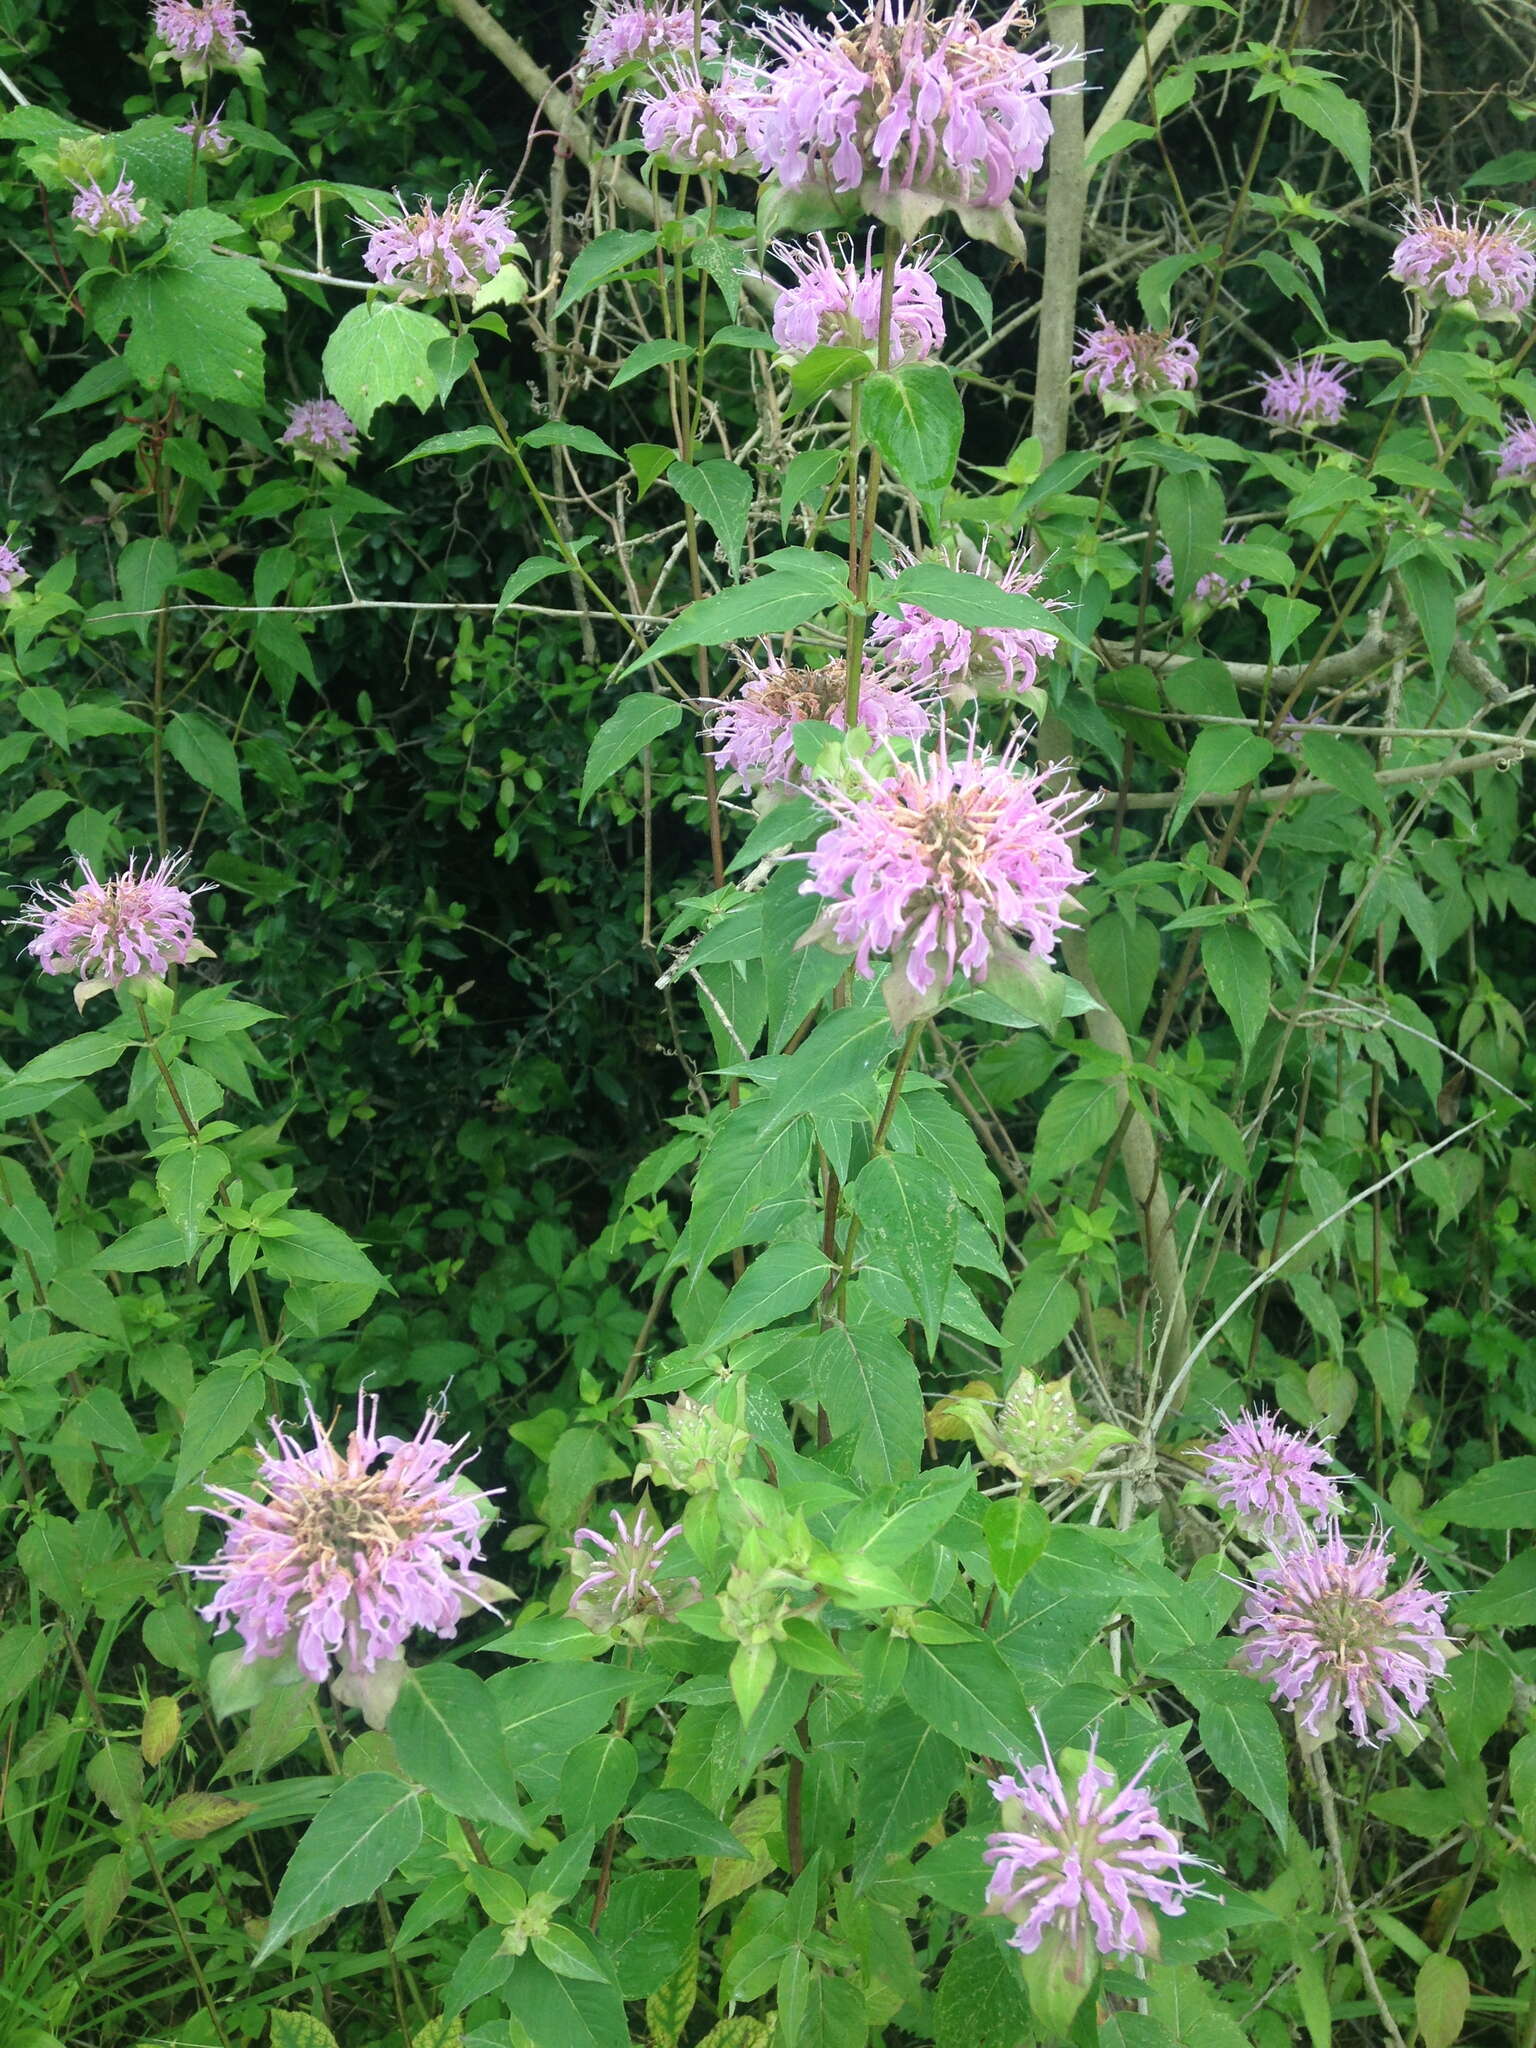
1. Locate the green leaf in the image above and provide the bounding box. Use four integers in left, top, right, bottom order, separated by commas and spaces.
669, 459, 753, 577
1084, 116, 1157, 169
86, 209, 286, 404
1170, 729, 1275, 835
560, 1734, 637, 1836
1276, 77, 1371, 194
522, 422, 622, 462
0, 1625, 51, 1712
862, 364, 963, 492
612, 337, 693, 389
813, 1315, 923, 1485
390, 426, 504, 466
877, 562, 1077, 650
1156, 468, 1222, 606
627, 566, 846, 676
1396, 553, 1455, 680
704, 1242, 830, 1349
503, 1952, 629, 2048
255, 1773, 423, 1961
1201, 924, 1269, 1063
62, 421, 145, 482
497, 556, 571, 613
105, 536, 180, 645
904, 1636, 1032, 1758
93, 1216, 193, 1273
172, 1360, 264, 1495
270, 2014, 339, 2048
627, 442, 676, 499
785, 343, 872, 414
1434, 1456, 1536, 1528
1084, 910, 1160, 1030
983, 1497, 1049, 1597
1359, 1318, 1415, 1431
579, 695, 685, 809
1415, 1955, 1469, 2048
489, 1664, 634, 1765
847, 1152, 958, 1350
780, 448, 843, 535
1258, 593, 1321, 664
166, 710, 243, 816
1466, 150, 1536, 188
1000, 1257, 1080, 1373
933, 1939, 1033, 2048
555, 228, 660, 315
1459, 1550, 1536, 1630
758, 1007, 895, 1139
322, 300, 447, 432
534, 1923, 612, 1982
626, 1789, 751, 1861
602, 1870, 698, 1998
1197, 1691, 1290, 1841
931, 252, 994, 331
852, 1705, 960, 1890
260, 1211, 386, 1292
1137, 246, 1218, 330
1030, 1078, 1123, 1185
1299, 731, 1387, 823
391, 1666, 525, 1832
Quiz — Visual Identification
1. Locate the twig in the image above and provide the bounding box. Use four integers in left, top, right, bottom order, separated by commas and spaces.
1307, 1744, 1410, 2048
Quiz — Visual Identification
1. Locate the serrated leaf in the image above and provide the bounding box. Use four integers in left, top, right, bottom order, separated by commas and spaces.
612, 336, 693, 388
1197, 1694, 1290, 1841
627, 1788, 751, 1861
757, 1006, 895, 1139
1298, 731, 1387, 822
1415, 1954, 1469, 2048
848, 1151, 957, 1350
1170, 729, 1275, 835
391, 426, 504, 467
1201, 924, 1269, 1062
579, 695, 685, 809
256, 1773, 423, 1961
863, 363, 962, 492
391, 1665, 524, 1832
270, 2015, 340, 2048
704, 1241, 829, 1349
322, 300, 447, 431
1000, 1257, 1080, 1373
163, 1789, 256, 1838
86, 210, 286, 404
627, 566, 845, 676
1156, 468, 1222, 606
1434, 1456, 1536, 1528
814, 1316, 923, 1485
82, 1853, 131, 1954
555, 228, 660, 314
670, 458, 753, 577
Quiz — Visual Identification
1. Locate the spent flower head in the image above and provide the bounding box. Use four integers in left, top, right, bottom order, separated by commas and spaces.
0, 537, 27, 599
1390, 202, 1536, 324
579, 0, 720, 75
17, 854, 211, 1010
707, 649, 931, 795
870, 544, 1060, 703
359, 180, 520, 299
940, 1370, 1131, 1486
798, 723, 1093, 1026
1235, 1520, 1455, 1745
194, 1397, 498, 1726
569, 1503, 699, 1636
1495, 412, 1536, 479
985, 1723, 1206, 2025
1259, 357, 1351, 433
770, 232, 945, 365
1199, 1407, 1344, 1541
639, 59, 758, 170
633, 1392, 751, 1493
1075, 313, 1198, 412
151, 0, 257, 77
281, 397, 361, 464
69, 175, 145, 240
747, 0, 1064, 250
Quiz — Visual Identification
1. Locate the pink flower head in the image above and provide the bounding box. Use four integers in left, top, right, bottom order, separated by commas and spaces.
1390, 202, 1536, 324
177, 106, 236, 161
639, 58, 758, 170
747, 0, 1065, 247
569, 1504, 700, 1634
359, 180, 520, 299
69, 176, 145, 239
869, 543, 1060, 702
770, 232, 945, 365
1200, 1407, 1344, 1541
281, 397, 360, 463
18, 854, 210, 1009
1496, 412, 1536, 479
984, 1723, 1206, 1980
578, 0, 720, 75
1076, 312, 1199, 411
1259, 357, 1351, 433
194, 1397, 499, 1721
1154, 529, 1249, 609
1235, 1521, 1455, 1745
0, 538, 27, 598
799, 725, 1093, 1024
151, 0, 254, 74
708, 649, 931, 794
